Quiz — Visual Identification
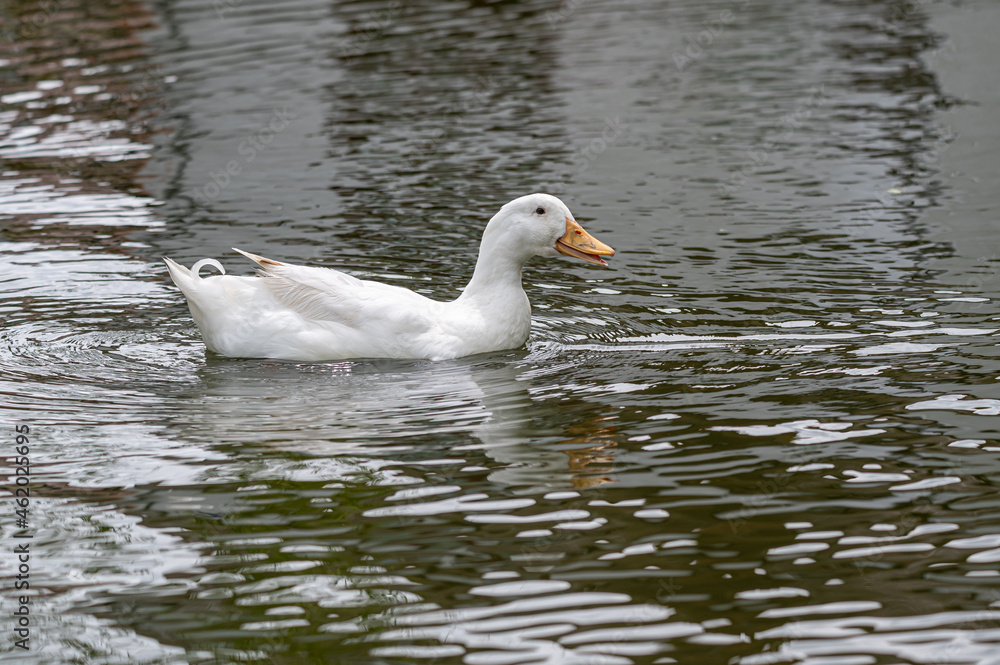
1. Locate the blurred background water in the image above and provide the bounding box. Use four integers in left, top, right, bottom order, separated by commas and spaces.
2, 0, 1000, 663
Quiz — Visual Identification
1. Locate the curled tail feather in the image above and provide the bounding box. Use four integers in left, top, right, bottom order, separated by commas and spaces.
163, 256, 225, 284
191, 258, 226, 277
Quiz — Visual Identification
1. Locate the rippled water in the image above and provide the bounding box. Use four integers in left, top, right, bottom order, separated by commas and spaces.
3, 0, 1000, 663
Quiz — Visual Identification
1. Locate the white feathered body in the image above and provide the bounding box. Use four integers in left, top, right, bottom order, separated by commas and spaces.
163, 255, 530, 361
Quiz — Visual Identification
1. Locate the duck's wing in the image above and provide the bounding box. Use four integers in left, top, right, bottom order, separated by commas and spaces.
232, 248, 437, 331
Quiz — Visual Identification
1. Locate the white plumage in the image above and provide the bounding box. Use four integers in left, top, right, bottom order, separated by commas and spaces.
164, 193, 614, 361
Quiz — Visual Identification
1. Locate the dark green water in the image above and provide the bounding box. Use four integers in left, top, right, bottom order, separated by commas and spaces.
2, 0, 1000, 663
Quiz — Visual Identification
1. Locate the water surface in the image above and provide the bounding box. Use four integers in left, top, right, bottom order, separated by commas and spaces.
3, 0, 1000, 663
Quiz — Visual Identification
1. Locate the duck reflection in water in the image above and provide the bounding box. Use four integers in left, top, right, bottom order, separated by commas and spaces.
175, 352, 619, 491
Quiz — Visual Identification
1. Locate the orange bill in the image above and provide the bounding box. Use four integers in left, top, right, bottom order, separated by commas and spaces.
555, 217, 615, 267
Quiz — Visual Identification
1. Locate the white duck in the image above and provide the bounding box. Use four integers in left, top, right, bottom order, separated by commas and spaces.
164, 193, 614, 361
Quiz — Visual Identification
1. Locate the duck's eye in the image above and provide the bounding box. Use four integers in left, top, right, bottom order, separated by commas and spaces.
535, 207, 545, 215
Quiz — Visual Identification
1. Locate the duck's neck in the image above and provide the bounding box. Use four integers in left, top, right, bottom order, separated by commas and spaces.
458, 228, 528, 302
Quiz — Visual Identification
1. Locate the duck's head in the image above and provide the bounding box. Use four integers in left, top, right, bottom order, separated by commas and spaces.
485, 193, 615, 267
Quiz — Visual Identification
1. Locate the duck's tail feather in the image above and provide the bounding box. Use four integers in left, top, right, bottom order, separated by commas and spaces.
163, 257, 225, 292
163, 257, 191, 287
232, 247, 284, 270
